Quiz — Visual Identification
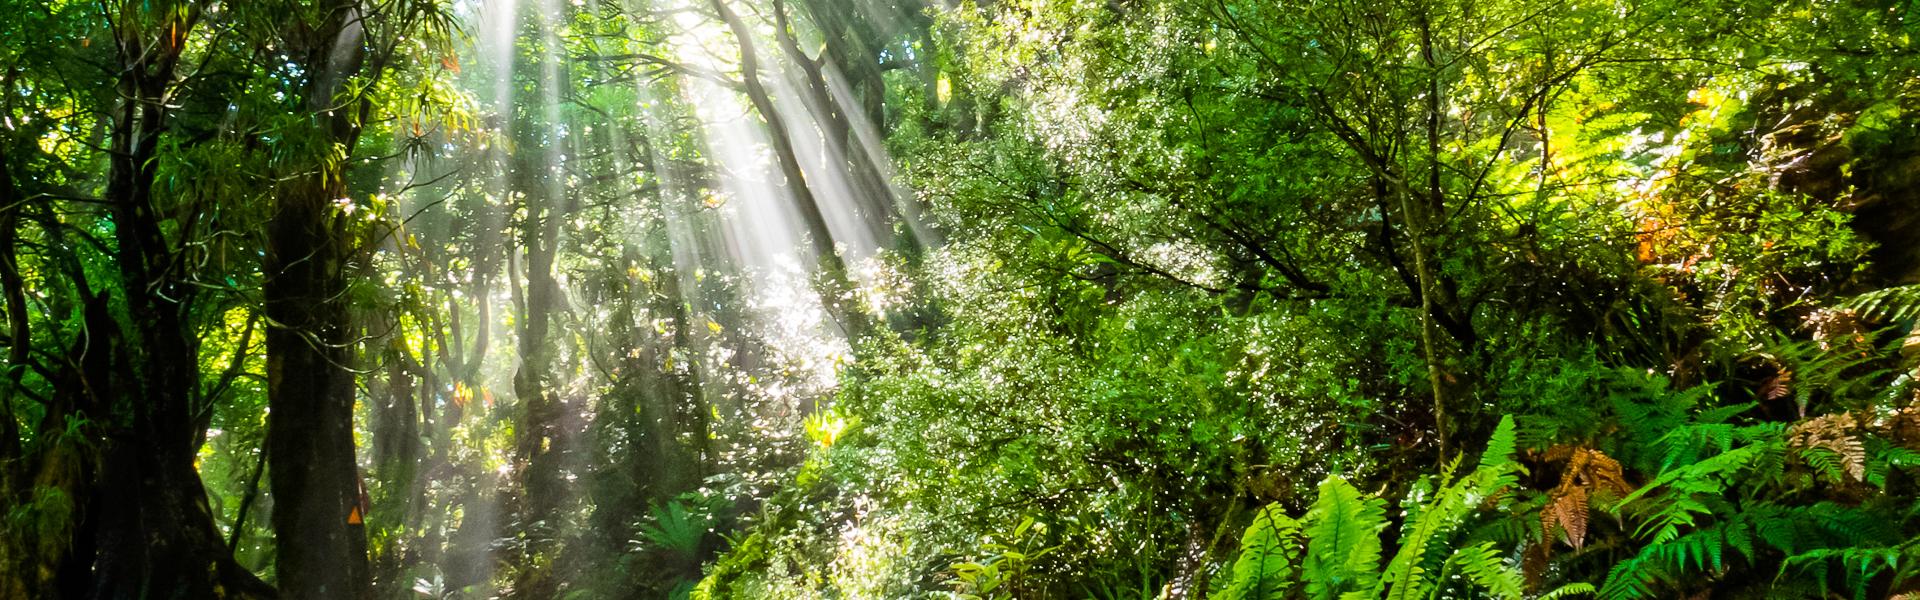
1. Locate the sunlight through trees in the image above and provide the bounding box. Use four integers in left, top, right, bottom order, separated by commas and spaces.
0, 0, 1918, 598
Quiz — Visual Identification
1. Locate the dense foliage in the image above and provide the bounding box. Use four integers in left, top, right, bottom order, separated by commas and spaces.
0, 0, 1917, 598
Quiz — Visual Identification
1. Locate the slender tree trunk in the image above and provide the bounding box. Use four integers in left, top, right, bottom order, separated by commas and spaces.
509, 158, 567, 600
769, 0, 901, 247
1413, 9, 1450, 461
228, 441, 268, 554
371, 337, 422, 596
710, 0, 866, 338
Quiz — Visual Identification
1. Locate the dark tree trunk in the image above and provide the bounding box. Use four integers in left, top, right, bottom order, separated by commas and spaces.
0, 140, 32, 600
80, 4, 274, 598
0, 145, 24, 471
266, 173, 370, 600
265, 2, 376, 598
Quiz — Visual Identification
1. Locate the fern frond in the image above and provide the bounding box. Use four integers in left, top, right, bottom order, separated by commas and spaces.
1866, 439, 1920, 488
1595, 552, 1659, 600
1694, 402, 1756, 425
1443, 542, 1525, 599
1221, 505, 1301, 600
1642, 528, 1723, 572
1598, 526, 1735, 600
1303, 476, 1387, 600
1376, 417, 1523, 600
1535, 582, 1597, 600
1620, 443, 1767, 508
1839, 284, 1920, 325
1781, 545, 1908, 600
1479, 415, 1521, 476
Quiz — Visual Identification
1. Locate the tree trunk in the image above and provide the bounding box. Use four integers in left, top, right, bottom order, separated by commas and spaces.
371, 337, 422, 597
266, 174, 370, 600
81, 4, 274, 597
0, 145, 24, 471
265, 2, 375, 597
710, 0, 866, 338
509, 156, 567, 600
770, 0, 902, 248
508, 11, 574, 594
1412, 8, 1451, 461
0, 140, 30, 600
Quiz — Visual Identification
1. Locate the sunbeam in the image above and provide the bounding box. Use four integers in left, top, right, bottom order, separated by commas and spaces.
18, 0, 1900, 597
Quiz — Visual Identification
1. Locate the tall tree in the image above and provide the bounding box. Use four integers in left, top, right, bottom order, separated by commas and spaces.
263, 0, 452, 596
508, 4, 576, 595
67, 2, 274, 597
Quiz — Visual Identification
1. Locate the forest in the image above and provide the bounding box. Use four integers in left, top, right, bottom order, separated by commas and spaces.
0, 0, 1918, 597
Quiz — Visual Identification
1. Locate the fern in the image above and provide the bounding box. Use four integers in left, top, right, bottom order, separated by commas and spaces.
635, 500, 707, 557
1864, 438, 1920, 489
1536, 582, 1597, 599
1219, 505, 1301, 600
1440, 542, 1524, 599
1374, 417, 1522, 600
1839, 284, 1920, 325
1595, 552, 1660, 600
1301, 476, 1386, 600
1220, 417, 1526, 600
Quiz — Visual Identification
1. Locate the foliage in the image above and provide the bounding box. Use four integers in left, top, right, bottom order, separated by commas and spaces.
2, 0, 1919, 596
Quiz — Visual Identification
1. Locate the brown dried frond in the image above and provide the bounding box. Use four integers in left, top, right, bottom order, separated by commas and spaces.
1758, 366, 1794, 402
1543, 485, 1589, 549
1887, 402, 1920, 447
1788, 412, 1866, 482
1805, 307, 1868, 353
1540, 446, 1632, 550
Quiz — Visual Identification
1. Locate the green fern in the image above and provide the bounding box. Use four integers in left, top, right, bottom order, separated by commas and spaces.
1301, 475, 1386, 600
1864, 438, 1920, 489
635, 500, 707, 557
1536, 583, 1597, 599
1218, 505, 1301, 600
1440, 542, 1524, 599
1598, 400, 1918, 598
1220, 417, 1526, 600
1839, 284, 1920, 324
1374, 416, 1522, 600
